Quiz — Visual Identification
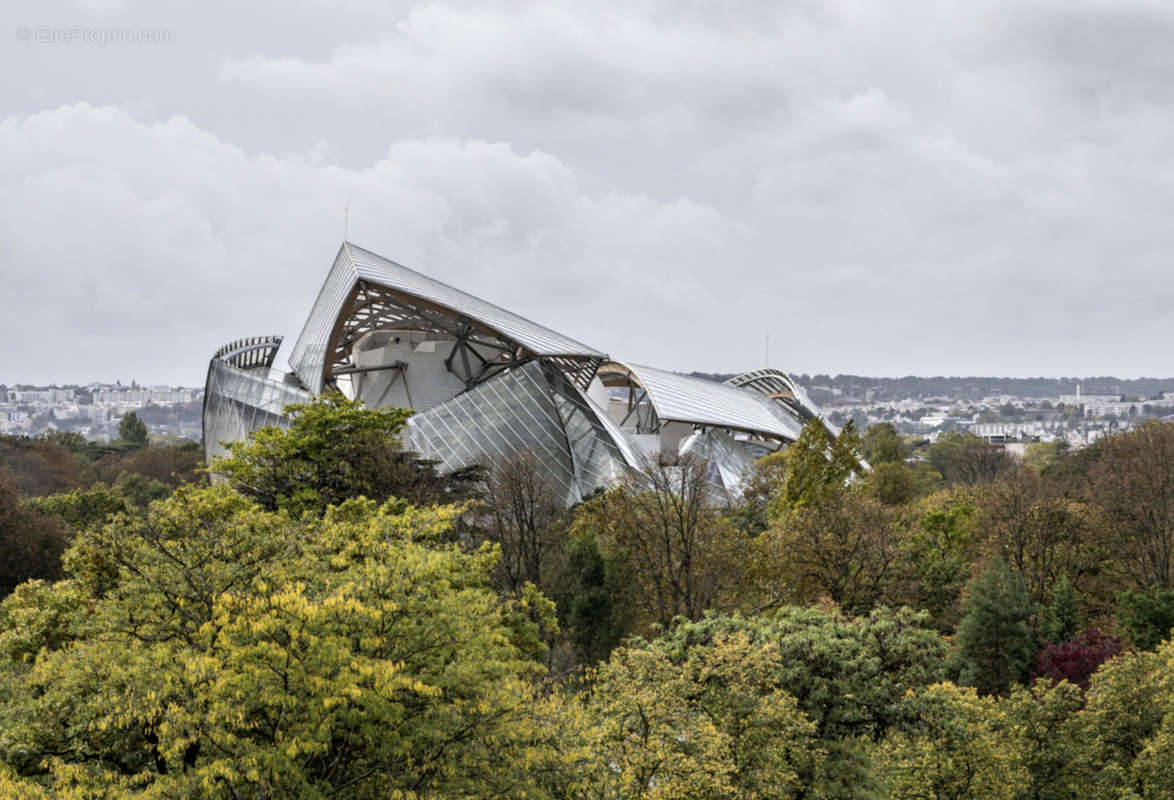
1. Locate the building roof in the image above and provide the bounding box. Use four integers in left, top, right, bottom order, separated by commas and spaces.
599, 362, 806, 441
725, 367, 822, 419
289, 242, 605, 393
727, 366, 855, 440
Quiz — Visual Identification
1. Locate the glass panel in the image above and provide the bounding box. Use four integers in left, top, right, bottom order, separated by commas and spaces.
405, 361, 580, 503
202, 359, 311, 462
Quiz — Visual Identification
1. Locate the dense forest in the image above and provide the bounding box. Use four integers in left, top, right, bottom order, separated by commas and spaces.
1, 401, 1174, 797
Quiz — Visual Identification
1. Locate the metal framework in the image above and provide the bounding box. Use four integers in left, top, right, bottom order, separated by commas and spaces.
289, 243, 605, 394
319, 270, 601, 393
202, 336, 311, 462
212, 335, 283, 371
725, 367, 820, 422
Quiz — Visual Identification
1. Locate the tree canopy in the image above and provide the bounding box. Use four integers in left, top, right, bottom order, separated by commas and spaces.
0, 487, 549, 798
212, 393, 481, 518
117, 411, 149, 448
1, 405, 1174, 797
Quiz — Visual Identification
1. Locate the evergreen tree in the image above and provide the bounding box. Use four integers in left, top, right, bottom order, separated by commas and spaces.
772, 418, 860, 519
955, 560, 1039, 695
860, 422, 908, 465
1042, 573, 1080, 644
117, 411, 149, 448
1116, 586, 1174, 651
558, 528, 630, 665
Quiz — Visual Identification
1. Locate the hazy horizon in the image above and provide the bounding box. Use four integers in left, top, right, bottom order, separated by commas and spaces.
7, 372, 1174, 390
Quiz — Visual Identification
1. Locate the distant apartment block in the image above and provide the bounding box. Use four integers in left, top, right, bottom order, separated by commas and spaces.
5, 389, 76, 404
92, 387, 194, 407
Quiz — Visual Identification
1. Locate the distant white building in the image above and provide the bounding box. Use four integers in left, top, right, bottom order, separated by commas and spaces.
969, 421, 1060, 440
6, 389, 76, 404
92, 388, 194, 407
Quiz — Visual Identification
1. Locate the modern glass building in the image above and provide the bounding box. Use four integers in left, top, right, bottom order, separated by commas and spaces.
203, 242, 842, 503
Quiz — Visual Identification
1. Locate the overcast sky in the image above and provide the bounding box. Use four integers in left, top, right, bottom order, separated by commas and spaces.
3, 0, 1172, 386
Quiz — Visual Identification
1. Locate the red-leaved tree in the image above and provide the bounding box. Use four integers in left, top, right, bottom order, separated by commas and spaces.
1033, 628, 1122, 689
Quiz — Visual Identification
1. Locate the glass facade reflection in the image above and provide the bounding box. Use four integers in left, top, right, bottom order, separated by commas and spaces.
203, 358, 311, 462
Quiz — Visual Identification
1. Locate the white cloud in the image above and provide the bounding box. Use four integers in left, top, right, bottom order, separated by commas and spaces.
3, 0, 1174, 384
0, 104, 750, 384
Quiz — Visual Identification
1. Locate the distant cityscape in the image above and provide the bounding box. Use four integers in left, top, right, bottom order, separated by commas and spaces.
0, 382, 202, 442
4, 374, 1173, 450
696, 374, 1174, 450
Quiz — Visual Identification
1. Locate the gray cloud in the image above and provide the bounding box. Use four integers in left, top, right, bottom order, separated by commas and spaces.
2, 0, 1172, 384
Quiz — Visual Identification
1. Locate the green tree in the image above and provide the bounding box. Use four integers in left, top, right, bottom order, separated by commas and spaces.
665, 608, 947, 737
955, 560, 1039, 695
554, 528, 633, 666
0, 487, 554, 798
979, 468, 1101, 606
1022, 440, 1067, 475
1073, 647, 1171, 797
755, 488, 902, 614
730, 450, 788, 534
1041, 573, 1080, 644
928, 432, 1014, 486
772, 419, 860, 519
1128, 708, 1174, 799
860, 422, 908, 465
899, 491, 978, 631
117, 411, 149, 448
1086, 421, 1174, 590
1001, 680, 1086, 800
1116, 585, 1174, 651
863, 461, 939, 506
22, 473, 171, 535
598, 606, 947, 800
577, 454, 750, 630
0, 472, 70, 597
212, 393, 481, 517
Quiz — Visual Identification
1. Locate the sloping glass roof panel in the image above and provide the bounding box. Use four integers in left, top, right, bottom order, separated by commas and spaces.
548, 369, 641, 495
617, 362, 805, 441
288, 245, 360, 393
403, 361, 582, 504
203, 359, 312, 462
726, 367, 847, 436
347, 243, 604, 358
289, 243, 605, 394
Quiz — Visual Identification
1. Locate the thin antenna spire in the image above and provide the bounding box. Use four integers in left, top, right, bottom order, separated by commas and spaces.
344, 203, 349, 241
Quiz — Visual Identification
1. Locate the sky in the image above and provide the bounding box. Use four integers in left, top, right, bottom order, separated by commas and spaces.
2, 0, 1172, 386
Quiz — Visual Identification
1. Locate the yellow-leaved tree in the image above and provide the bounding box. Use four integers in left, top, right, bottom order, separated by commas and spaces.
0, 486, 555, 799
583, 630, 819, 800
870, 683, 1027, 800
